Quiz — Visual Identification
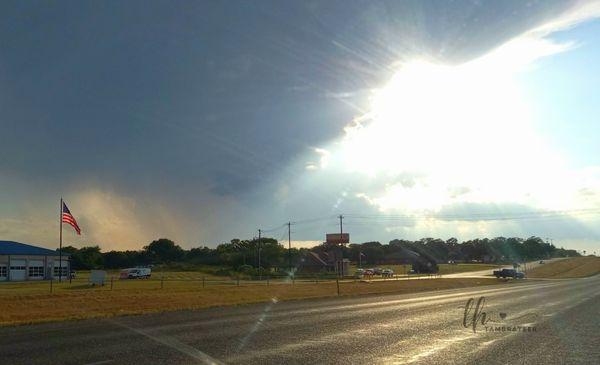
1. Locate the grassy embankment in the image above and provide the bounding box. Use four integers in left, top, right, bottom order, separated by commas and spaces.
527, 257, 600, 278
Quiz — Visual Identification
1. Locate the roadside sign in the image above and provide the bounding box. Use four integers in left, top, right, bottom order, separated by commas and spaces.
326, 233, 349, 244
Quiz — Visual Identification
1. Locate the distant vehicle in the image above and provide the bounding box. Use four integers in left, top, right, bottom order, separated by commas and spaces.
373, 268, 383, 275
69, 270, 76, 279
382, 269, 394, 277
493, 268, 525, 279
354, 268, 364, 278
363, 269, 375, 276
120, 267, 152, 279
539, 260, 545, 264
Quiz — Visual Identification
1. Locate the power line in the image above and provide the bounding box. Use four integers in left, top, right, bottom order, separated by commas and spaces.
260, 223, 287, 233
344, 207, 600, 220
343, 208, 600, 222
252, 208, 600, 248
292, 215, 339, 225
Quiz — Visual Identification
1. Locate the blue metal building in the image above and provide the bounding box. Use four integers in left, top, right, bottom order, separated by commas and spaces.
0, 241, 70, 281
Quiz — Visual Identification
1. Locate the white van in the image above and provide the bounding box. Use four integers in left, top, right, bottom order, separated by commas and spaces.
119, 267, 152, 279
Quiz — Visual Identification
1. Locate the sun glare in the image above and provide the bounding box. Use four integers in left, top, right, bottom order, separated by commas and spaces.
330, 56, 566, 211
343, 59, 531, 175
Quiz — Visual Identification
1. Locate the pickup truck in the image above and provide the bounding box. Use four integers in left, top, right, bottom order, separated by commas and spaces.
493, 268, 525, 279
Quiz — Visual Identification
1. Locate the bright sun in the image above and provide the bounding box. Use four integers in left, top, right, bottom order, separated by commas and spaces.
327, 56, 567, 211
343, 60, 530, 176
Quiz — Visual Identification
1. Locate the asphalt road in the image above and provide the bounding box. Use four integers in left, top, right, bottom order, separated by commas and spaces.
1, 275, 598, 365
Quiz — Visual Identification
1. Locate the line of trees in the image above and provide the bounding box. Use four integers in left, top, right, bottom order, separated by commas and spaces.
62, 236, 580, 271
345, 237, 579, 265
62, 238, 306, 270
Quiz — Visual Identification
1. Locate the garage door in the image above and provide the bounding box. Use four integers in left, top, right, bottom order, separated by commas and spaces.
53, 260, 69, 278
28, 260, 44, 280
10, 259, 26, 281
0, 265, 6, 281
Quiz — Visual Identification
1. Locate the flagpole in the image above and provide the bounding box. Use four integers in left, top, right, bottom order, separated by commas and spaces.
59, 197, 62, 283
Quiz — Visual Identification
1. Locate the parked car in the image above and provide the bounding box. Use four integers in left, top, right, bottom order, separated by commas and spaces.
382, 269, 394, 278
493, 268, 525, 279
119, 267, 152, 279
363, 269, 375, 276
373, 268, 383, 275
539, 260, 545, 264
69, 270, 76, 279
354, 268, 364, 278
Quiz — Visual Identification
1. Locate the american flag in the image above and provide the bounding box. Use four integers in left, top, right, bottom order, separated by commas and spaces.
62, 201, 81, 235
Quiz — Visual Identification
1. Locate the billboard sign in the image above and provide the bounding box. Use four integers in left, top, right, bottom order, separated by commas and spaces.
326, 233, 349, 244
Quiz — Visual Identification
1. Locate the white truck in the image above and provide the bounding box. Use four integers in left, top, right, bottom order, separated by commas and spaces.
119, 267, 152, 279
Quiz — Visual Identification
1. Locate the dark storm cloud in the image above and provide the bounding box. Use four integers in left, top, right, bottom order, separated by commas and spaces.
1, 0, 594, 247
0, 0, 580, 198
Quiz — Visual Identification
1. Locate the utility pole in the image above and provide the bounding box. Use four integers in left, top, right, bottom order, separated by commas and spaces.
59, 198, 63, 283
338, 214, 344, 277
258, 229, 262, 281
288, 222, 292, 273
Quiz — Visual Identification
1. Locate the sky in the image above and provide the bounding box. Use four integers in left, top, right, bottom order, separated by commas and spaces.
1, 0, 600, 253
